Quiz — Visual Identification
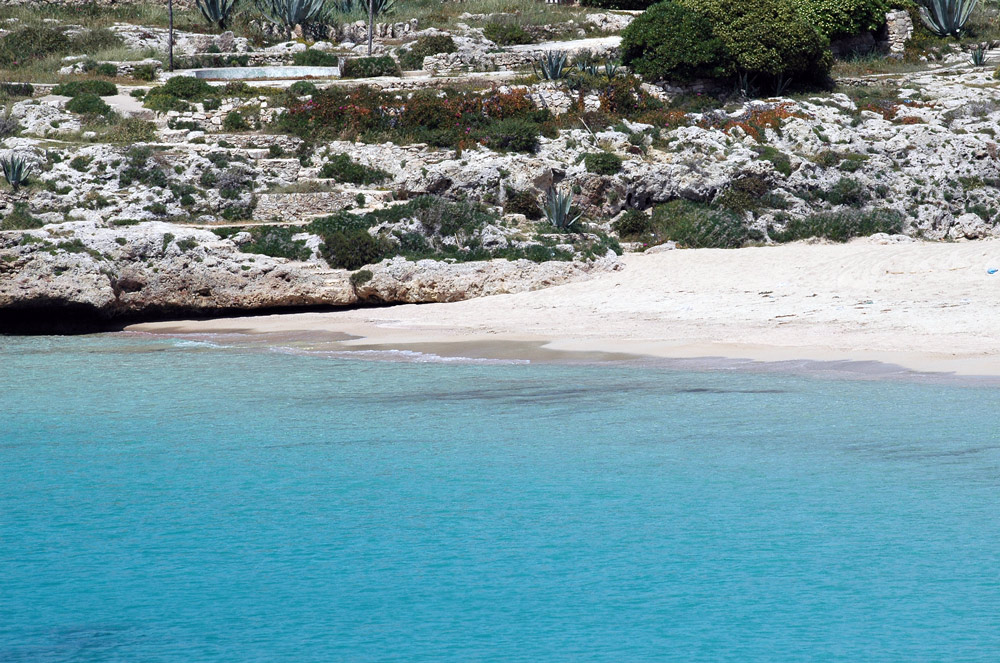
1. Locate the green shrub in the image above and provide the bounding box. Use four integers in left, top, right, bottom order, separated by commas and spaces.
52, 80, 118, 98
202, 97, 222, 111
132, 64, 159, 81
350, 269, 374, 286
292, 49, 340, 67
321, 229, 392, 269
240, 225, 311, 261
66, 94, 111, 116
341, 56, 401, 79
504, 187, 541, 219
145, 93, 190, 112
584, 151, 623, 175
755, 145, 793, 177
398, 35, 457, 70
612, 210, 653, 237
682, 0, 832, 85
105, 118, 157, 143
770, 209, 904, 242
621, 1, 728, 83
161, 76, 215, 100
791, 0, 890, 39
222, 110, 250, 131
318, 153, 390, 184
649, 199, 760, 248
483, 22, 535, 46
0, 82, 34, 98
0, 203, 44, 231
0, 26, 69, 68
817, 177, 869, 207
268, 144, 285, 157
477, 118, 541, 153
289, 80, 318, 96
95, 63, 118, 77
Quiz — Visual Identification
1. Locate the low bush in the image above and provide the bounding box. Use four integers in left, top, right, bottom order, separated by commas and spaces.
239, 226, 311, 261
0, 203, 44, 231
649, 199, 761, 248
318, 154, 390, 184
94, 63, 118, 77
277, 86, 548, 153
350, 269, 374, 287
52, 80, 118, 98
770, 209, 904, 242
292, 50, 339, 67
0, 83, 34, 98
161, 76, 215, 100
483, 22, 535, 46
288, 80, 318, 96
477, 117, 542, 153
222, 110, 250, 131
132, 64, 159, 82
66, 94, 111, 116
398, 35, 457, 71
119, 147, 169, 188
585, 152, 623, 175
612, 210, 653, 237
816, 176, 869, 207
621, 1, 727, 83
105, 118, 157, 143
341, 56, 401, 79
0, 26, 69, 68
321, 229, 392, 270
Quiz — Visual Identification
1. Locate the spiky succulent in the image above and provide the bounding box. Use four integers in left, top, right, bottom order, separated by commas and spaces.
1, 154, 33, 192
970, 45, 988, 67
916, 0, 979, 37
195, 0, 241, 30
543, 186, 581, 232
256, 0, 331, 29
604, 60, 620, 79
534, 51, 568, 81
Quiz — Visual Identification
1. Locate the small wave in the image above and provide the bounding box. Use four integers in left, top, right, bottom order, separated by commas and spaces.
267, 346, 530, 365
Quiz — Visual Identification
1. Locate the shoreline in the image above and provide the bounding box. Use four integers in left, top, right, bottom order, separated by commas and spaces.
127, 239, 1000, 381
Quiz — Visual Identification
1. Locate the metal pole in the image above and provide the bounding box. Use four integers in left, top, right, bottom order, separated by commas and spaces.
367, 0, 373, 56
168, 0, 174, 71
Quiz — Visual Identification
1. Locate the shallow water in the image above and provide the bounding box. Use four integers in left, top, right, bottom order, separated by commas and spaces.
2, 334, 999, 662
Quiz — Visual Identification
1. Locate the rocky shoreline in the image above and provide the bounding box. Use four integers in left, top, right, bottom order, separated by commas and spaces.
0, 219, 620, 332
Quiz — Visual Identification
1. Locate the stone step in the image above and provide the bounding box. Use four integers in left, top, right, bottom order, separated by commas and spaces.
252, 189, 393, 222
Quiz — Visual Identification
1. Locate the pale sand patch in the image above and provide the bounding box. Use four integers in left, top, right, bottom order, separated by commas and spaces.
128, 238, 1000, 375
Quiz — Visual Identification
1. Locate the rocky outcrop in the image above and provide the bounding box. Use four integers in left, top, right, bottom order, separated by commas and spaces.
0, 221, 619, 329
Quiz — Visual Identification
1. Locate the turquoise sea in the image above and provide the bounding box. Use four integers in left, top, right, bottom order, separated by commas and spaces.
2, 334, 999, 662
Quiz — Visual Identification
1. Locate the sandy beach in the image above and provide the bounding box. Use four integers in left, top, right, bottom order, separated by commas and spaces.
129, 238, 1000, 376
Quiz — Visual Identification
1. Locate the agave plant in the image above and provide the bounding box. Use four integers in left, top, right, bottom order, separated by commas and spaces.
604, 60, 620, 79
195, 0, 241, 30
970, 45, 989, 67
917, 0, 979, 37
534, 51, 568, 81
370, 0, 395, 17
1, 153, 34, 192
256, 0, 331, 30
543, 186, 581, 232
575, 60, 599, 77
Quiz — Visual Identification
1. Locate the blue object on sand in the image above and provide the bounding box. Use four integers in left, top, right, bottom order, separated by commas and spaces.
988, 269, 998, 275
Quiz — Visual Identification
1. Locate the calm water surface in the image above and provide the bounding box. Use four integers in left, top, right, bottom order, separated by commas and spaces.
2, 334, 999, 662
